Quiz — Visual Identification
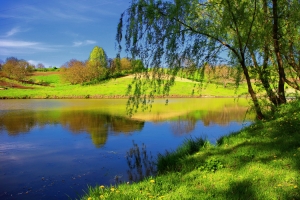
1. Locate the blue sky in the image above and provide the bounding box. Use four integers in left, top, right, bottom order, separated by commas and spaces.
0, 0, 130, 67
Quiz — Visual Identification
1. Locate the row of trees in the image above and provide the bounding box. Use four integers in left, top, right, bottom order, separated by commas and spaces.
61, 46, 145, 84
117, 0, 300, 119
0, 57, 56, 81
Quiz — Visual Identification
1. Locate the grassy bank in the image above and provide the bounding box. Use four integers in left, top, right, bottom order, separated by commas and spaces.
81, 100, 300, 200
0, 72, 248, 99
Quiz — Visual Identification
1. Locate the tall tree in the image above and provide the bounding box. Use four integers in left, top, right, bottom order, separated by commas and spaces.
117, 0, 300, 119
89, 46, 108, 68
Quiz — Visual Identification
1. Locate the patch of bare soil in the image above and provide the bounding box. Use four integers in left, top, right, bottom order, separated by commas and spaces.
0, 80, 34, 89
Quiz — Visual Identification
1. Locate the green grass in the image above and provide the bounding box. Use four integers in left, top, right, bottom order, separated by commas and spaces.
0, 73, 248, 99
80, 100, 300, 200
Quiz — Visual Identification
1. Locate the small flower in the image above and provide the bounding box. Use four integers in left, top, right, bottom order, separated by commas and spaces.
99, 185, 105, 189
88, 197, 92, 200
294, 185, 298, 189
100, 195, 104, 199
150, 179, 155, 183
110, 188, 115, 192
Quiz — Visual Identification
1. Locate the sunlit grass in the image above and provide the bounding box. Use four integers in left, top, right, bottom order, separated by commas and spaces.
0, 73, 248, 99
80, 100, 300, 199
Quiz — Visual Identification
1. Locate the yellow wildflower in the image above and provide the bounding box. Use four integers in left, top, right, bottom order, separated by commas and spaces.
99, 185, 105, 189
88, 197, 92, 200
110, 188, 115, 192
100, 195, 104, 199
150, 179, 155, 183
294, 186, 298, 189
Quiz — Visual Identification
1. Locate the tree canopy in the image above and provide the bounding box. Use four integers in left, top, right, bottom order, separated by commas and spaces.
117, 0, 300, 119
89, 46, 108, 68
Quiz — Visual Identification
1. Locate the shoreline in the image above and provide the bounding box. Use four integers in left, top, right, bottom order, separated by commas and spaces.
0, 94, 248, 99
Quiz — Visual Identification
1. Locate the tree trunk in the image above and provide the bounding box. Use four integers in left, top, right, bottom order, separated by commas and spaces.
250, 51, 279, 107
272, 0, 287, 104
240, 59, 264, 119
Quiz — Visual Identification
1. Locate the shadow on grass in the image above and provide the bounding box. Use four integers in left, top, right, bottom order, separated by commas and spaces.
224, 179, 257, 200
155, 100, 300, 199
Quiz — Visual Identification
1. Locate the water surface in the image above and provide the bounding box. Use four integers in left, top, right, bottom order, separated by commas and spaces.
0, 98, 252, 199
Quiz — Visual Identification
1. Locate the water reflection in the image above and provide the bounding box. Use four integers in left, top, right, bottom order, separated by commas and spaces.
169, 105, 250, 135
126, 141, 156, 183
0, 103, 251, 142
0, 110, 145, 148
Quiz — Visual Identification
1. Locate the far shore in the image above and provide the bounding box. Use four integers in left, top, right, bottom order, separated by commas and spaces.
0, 94, 249, 100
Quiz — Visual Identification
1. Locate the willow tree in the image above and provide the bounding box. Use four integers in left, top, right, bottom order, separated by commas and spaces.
117, 0, 300, 119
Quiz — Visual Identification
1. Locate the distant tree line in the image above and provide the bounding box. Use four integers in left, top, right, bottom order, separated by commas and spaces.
0, 57, 59, 82
60, 46, 146, 85
0, 46, 145, 85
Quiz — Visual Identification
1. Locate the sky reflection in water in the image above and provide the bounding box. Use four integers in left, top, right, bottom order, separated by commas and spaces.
0, 99, 252, 199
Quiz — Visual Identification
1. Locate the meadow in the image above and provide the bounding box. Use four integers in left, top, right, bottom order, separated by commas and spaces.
0, 71, 249, 99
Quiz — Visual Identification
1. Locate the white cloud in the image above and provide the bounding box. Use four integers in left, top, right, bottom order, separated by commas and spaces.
0, 39, 61, 57
0, 39, 39, 48
5, 27, 21, 37
73, 40, 96, 47
27, 60, 52, 67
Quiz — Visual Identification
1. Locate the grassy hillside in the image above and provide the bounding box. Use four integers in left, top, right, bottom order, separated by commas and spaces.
0, 72, 248, 99
81, 100, 300, 200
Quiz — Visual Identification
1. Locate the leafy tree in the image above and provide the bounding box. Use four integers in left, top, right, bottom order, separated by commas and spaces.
62, 59, 106, 84
88, 46, 109, 80
0, 59, 4, 71
2, 58, 31, 81
131, 59, 146, 73
117, 0, 300, 119
62, 59, 87, 84
120, 57, 132, 71
37, 63, 45, 69
89, 46, 108, 68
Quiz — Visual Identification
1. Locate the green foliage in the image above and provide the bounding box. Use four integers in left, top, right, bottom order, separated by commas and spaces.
157, 137, 206, 173
88, 46, 108, 68
198, 158, 224, 173
117, 0, 300, 119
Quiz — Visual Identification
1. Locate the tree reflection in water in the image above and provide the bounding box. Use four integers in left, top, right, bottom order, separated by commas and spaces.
169, 105, 251, 135
126, 141, 156, 182
0, 110, 145, 148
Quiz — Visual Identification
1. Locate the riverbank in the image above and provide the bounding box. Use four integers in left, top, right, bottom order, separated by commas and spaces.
81, 99, 300, 199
